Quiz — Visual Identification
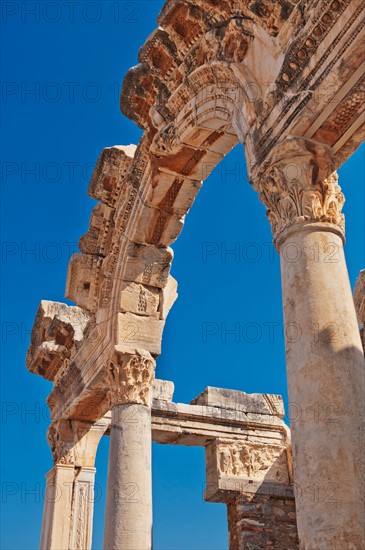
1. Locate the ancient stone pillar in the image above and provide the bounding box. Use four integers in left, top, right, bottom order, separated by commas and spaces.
41, 464, 75, 550
41, 418, 107, 550
103, 348, 155, 550
254, 136, 365, 549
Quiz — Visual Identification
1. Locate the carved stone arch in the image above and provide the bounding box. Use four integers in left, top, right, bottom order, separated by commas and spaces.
27, 2, 365, 548
105, 57, 276, 353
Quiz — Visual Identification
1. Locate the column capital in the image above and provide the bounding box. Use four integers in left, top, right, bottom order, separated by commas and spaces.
252, 136, 345, 246
106, 345, 156, 408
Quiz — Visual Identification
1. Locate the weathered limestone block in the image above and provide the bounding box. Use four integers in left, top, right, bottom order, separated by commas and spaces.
205, 439, 292, 503
151, 390, 288, 448
152, 379, 174, 402
117, 312, 165, 356
154, 140, 224, 182
227, 493, 299, 550
128, 198, 184, 246
122, 242, 173, 288
65, 253, 103, 312
191, 386, 285, 418
142, 170, 202, 217
119, 281, 160, 317
79, 201, 115, 257
179, 124, 238, 156
40, 464, 75, 550
88, 145, 136, 208
26, 301, 91, 381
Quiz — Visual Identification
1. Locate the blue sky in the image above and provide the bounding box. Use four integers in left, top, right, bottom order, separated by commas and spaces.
1, 2, 364, 549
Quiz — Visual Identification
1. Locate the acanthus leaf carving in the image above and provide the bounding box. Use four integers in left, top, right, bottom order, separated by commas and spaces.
106, 350, 155, 407
254, 137, 345, 242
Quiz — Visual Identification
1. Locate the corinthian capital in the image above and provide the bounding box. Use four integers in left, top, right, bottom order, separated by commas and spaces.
106, 346, 156, 408
253, 137, 345, 244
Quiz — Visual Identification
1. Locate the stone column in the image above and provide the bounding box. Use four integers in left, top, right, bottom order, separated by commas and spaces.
41, 418, 107, 550
103, 348, 155, 550
254, 136, 365, 549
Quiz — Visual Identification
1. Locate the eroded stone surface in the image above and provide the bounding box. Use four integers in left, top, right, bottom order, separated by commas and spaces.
191, 386, 285, 418
26, 301, 91, 381
27, 1, 365, 548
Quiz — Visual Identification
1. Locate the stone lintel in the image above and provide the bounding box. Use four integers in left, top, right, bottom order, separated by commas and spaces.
191, 386, 285, 418
100, 389, 289, 448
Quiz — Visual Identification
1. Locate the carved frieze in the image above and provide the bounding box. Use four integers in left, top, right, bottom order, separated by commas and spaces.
277, 0, 351, 90
205, 438, 292, 502
218, 443, 287, 481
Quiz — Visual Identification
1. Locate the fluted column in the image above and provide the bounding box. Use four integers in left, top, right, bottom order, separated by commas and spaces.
103, 348, 155, 550
41, 419, 107, 550
253, 136, 365, 549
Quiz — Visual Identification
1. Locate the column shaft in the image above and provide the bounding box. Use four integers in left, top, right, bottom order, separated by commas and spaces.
40, 465, 74, 550
104, 403, 152, 550
280, 227, 365, 549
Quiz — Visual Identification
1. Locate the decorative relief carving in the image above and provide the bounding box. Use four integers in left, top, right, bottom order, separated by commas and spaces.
250, 0, 292, 37
151, 123, 181, 156
277, 0, 351, 89
106, 352, 155, 406
138, 288, 148, 313
47, 423, 75, 465
218, 443, 286, 482
254, 137, 345, 241
216, 442, 288, 483
74, 483, 88, 550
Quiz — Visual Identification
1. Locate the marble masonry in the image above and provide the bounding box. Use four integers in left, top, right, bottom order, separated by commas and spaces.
27, 0, 365, 548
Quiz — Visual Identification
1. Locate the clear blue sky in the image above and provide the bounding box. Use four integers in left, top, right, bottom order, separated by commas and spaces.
1, 2, 364, 549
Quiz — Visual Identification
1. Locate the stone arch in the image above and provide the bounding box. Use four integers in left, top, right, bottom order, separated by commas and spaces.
35, 0, 364, 428
27, 2, 365, 548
